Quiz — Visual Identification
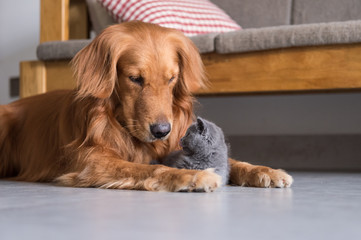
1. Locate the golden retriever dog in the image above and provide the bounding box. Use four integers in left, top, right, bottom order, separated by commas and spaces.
0, 22, 292, 191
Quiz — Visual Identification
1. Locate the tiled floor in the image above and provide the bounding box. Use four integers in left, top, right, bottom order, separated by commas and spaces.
1, 172, 360, 240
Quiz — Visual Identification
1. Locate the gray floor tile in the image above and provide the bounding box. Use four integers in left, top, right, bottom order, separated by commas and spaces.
1, 172, 361, 240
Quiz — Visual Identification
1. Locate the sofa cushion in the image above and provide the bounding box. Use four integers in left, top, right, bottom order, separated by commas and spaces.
36, 33, 218, 61
98, 0, 241, 36
189, 33, 219, 53
211, 0, 292, 28
86, 0, 114, 34
293, 0, 361, 25
37, 40, 91, 61
215, 20, 361, 54
37, 20, 361, 60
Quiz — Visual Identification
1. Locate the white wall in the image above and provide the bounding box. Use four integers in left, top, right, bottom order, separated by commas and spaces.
0, 0, 40, 104
1, 0, 360, 136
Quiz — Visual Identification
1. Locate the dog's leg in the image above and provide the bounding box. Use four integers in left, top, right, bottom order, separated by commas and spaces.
55, 155, 221, 192
229, 159, 293, 188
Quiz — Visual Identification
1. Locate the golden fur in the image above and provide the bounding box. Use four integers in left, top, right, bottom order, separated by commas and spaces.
0, 22, 292, 191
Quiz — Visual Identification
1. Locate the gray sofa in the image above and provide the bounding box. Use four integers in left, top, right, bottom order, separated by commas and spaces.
20, 0, 361, 98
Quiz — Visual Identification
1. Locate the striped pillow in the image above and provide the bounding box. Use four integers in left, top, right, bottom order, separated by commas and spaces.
98, 0, 241, 36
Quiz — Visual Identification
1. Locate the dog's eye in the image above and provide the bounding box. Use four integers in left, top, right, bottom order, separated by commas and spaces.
129, 76, 144, 86
169, 76, 175, 83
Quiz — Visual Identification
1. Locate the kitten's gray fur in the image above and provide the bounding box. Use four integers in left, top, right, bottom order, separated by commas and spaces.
152, 117, 229, 186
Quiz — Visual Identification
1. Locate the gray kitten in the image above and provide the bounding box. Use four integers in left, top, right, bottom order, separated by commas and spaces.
152, 117, 229, 186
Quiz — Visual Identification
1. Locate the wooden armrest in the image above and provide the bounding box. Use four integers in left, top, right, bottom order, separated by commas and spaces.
40, 0, 88, 43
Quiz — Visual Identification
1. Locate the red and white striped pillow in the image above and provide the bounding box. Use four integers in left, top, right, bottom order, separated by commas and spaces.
98, 0, 241, 36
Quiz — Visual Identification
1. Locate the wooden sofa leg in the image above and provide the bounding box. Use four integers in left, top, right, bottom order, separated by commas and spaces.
20, 61, 46, 98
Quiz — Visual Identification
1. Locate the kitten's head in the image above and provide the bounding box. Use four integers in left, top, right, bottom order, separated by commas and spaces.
180, 117, 225, 156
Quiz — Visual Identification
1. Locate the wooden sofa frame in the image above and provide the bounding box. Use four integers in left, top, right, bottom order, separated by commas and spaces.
20, 0, 361, 98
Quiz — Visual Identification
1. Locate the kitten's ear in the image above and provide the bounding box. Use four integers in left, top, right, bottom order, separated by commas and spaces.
197, 117, 207, 134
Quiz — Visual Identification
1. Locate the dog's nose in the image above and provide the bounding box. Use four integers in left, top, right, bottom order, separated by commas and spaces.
150, 123, 171, 139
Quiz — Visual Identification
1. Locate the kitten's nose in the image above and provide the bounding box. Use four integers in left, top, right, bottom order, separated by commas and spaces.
150, 123, 171, 139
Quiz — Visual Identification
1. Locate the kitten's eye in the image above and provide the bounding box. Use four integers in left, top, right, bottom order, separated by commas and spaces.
129, 76, 144, 86
169, 76, 175, 84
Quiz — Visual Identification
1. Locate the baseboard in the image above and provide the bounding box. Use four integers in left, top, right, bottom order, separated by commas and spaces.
227, 135, 361, 171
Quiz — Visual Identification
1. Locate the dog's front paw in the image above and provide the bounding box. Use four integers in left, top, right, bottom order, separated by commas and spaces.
231, 163, 293, 188
187, 168, 222, 192
145, 167, 222, 192
247, 167, 293, 188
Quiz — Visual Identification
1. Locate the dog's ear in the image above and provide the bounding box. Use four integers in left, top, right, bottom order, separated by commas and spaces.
172, 32, 207, 93
71, 26, 129, 99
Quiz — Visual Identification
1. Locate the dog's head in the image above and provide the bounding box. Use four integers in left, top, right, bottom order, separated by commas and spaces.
72, 22, 206, 143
